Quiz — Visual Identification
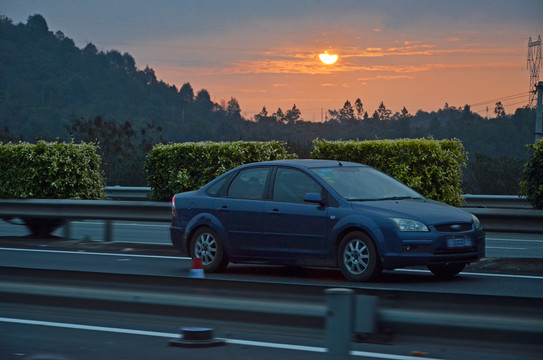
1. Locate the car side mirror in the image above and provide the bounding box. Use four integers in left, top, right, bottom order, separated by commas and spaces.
304, 192, 325, 206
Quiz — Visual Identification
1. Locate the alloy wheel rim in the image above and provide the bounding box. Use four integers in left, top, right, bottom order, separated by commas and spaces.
195, 233, 217, 266
344, 239, 369, 275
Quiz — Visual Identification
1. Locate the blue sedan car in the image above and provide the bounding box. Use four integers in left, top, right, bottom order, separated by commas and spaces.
170, 159, 485, 281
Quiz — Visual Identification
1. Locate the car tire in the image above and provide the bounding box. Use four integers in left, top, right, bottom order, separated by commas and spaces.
190, 227, 228, 273
338, 231, 381, 282
427, 263, 465, 278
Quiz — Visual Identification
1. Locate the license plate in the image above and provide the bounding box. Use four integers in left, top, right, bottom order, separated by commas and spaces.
447, 237, 473, 248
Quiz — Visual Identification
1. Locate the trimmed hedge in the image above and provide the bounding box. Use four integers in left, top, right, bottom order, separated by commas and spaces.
311, 138, 467, 206
145, 141, 296, 201
0, 141, 105, 199
0, 141, 105, 237
520, 139, 543, 209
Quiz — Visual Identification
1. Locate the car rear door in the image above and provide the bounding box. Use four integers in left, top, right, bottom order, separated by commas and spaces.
215, 166, 270, 257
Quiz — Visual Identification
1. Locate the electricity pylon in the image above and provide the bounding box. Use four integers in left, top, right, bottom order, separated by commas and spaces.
527, 35, 542, 107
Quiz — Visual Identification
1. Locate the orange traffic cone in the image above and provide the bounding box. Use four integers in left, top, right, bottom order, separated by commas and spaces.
189, 258, 205, 278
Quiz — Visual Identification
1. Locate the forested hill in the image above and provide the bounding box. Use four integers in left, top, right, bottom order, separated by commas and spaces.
0, 15, 538, 192
0, 14, 247, 142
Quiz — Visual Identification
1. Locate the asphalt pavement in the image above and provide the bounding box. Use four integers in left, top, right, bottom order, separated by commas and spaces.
1, 235, 542, 276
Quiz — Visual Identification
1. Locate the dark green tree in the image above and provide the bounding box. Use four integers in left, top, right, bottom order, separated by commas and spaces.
520, 140, 543, 209
494, 101, 506, 119
273, 108, 286, 123
26, 14, 49, 33
226, 97, 242, 119
65, 116, 163, 185
376, 101, 392, 121
354, 98, 364, 118
339, 100, 356, 123
254, 106, 269, 122
179, 82, 194, 104
400, 106, 410, 119
284, 104, 301, 124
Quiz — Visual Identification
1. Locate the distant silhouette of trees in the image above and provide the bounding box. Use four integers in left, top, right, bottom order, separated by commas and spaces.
284, 105, 301, 124
65, 116, 164, 185
354, 98, 364, 118
0, 14, 538, 191
494, 101, 506, 119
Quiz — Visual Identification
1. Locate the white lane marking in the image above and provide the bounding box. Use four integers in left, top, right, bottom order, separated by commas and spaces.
2, 248, 542, 279
0, 317, 444, 360
398, 268, 543, 280
486, 246, 526, 250
0, 247, 184, 260
70, 221, 169, 228
487, 238, 543, 243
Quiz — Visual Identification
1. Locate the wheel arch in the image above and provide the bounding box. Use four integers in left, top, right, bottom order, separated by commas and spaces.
330, 216, 387, 268
185, 213, 230, 259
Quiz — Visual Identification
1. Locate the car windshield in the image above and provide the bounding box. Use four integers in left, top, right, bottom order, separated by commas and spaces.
312, 166, 424, 201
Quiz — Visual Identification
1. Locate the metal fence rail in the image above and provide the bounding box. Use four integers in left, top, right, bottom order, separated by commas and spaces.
105, 186, 152, 201
106, 186, 534, 209
1, 199, 542, 240
462, 194, 532, 209
1, 268, 542, 355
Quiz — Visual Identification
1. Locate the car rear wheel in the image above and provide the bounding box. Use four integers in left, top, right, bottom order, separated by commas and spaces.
427, 263, 465, 278
338, 231, 381, 282
190, 227, 228, 273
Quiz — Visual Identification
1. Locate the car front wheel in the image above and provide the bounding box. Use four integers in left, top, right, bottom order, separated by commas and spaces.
338, 231, 381, 282
427, 263, 466, 278
190, 227, 228, 273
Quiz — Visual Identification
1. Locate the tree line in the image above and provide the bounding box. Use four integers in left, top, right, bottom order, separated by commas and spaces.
0, 14, 537, 193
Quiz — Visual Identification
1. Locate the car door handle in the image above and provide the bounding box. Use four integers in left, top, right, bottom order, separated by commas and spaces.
268, 209, 280, 215
219, 205, 229, 212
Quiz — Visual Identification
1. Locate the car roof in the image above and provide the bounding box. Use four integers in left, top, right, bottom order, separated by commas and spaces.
247, 159, 365, 169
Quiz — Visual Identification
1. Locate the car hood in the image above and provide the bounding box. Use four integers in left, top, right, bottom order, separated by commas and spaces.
350, 198, 472, 225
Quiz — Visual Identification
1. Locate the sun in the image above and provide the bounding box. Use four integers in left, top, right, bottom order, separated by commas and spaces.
319, 51, 338, 65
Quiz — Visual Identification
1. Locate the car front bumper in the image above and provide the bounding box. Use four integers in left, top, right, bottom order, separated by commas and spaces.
380, 230, 485, 269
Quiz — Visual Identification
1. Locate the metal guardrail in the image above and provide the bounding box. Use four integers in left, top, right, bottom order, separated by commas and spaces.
105, 186, 151, 201
465, 207, 543, 233
106, 186, 534, 209
0, 199, 542, 239
463, 194, 531, 209
0, 198, 169, 222
0, 199, 170, 241
1, 269, 542, 355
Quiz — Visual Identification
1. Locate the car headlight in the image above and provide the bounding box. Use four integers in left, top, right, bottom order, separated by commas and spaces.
472, 214, 482, 230
391, 218, 429, 232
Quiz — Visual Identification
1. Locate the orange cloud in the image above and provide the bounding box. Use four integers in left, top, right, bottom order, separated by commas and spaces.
237, 88, 268, 93
358, 75, 415, 81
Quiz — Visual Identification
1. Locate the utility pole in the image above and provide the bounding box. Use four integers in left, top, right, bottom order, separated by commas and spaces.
536, 81, 543, 141
527, 36, 542, 107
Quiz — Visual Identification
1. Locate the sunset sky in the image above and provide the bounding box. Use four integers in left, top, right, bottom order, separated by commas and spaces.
2, 0, 542, 121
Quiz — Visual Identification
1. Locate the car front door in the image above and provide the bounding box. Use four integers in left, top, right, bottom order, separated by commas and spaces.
262, 167, 329, 260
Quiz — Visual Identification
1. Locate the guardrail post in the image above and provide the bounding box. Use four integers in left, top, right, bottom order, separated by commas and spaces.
325, 288, 353, 359
63, 221, 72, 239
104, 220, 113, 242
353, 295, 378, 335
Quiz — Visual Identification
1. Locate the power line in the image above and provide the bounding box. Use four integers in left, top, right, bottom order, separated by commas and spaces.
472, 100, 528, 115
469, 91, 529, 108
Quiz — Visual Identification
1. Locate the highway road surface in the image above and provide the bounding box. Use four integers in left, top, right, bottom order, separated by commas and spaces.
1, 221, 542, 360
2, 219, 542, 258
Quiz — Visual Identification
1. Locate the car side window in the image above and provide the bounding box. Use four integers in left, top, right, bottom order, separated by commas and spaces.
206, 174, 230, 196
273, 168, 322, 204
227, 167, 269, 200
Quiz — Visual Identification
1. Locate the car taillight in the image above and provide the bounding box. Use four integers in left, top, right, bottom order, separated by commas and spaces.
171, 196, 177, 218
